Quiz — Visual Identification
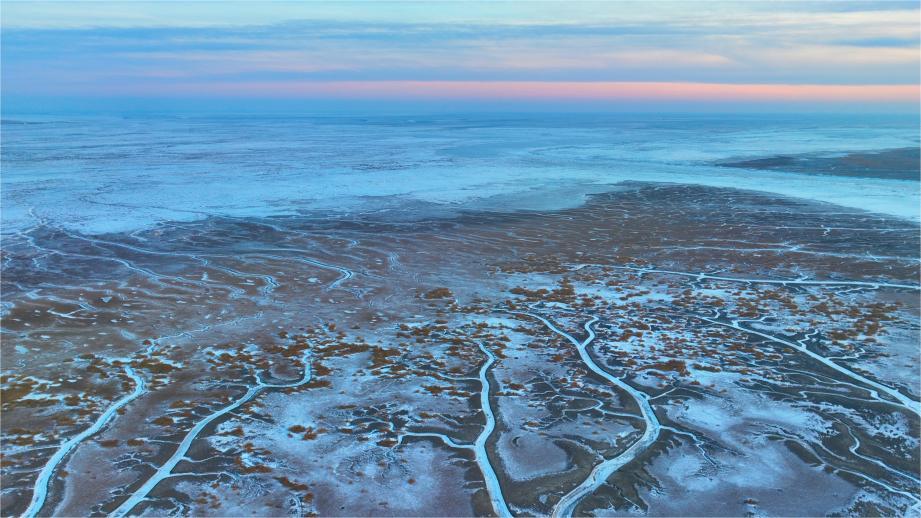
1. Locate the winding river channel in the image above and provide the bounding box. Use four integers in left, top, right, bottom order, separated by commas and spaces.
517, 312, 662, 518
110, 351, 312, 517
24, 366, 146, 518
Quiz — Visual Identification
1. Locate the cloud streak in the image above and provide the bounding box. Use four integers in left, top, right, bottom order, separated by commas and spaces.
96, 80, 916, 103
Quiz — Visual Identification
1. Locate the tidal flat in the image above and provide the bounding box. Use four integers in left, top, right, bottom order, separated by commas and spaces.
2, 179, 919, 516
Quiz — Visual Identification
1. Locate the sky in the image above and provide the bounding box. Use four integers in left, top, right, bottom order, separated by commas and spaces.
2, 1, 919, 113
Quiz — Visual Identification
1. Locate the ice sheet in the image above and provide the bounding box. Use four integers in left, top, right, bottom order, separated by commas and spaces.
2, 113, 918, 235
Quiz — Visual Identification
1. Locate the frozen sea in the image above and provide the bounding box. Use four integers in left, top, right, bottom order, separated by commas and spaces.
2, 113, 919, 235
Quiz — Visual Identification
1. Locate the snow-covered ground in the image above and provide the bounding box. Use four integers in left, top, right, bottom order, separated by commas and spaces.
2, 113, 918, 235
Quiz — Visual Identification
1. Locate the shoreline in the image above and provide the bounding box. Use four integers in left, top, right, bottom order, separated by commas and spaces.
3, 170, 920, 240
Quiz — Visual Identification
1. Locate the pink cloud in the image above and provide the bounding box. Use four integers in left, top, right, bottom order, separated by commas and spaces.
94, 80, 920, 103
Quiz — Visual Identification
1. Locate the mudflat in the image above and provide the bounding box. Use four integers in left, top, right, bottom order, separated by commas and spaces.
720, 147, 921, 181
2, 181, 919, 517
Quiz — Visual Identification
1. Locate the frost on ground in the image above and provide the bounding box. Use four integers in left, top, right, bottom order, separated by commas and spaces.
1, 183, 919, 517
